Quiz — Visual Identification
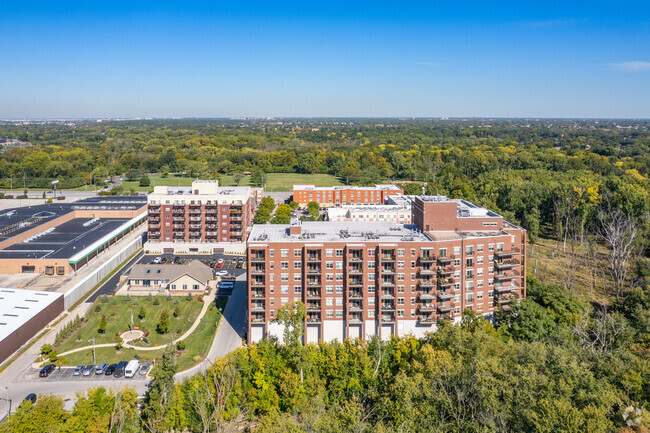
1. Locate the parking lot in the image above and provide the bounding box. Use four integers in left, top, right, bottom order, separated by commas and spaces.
20, 367, 150, 383
139, 253, 248, 278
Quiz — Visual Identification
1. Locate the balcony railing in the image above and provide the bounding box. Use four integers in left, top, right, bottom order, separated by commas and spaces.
495, 258, 521, 269
437, 265, 455, 275
251, 292, 265, 299
307, 255, 321, 263
381, 280, 395, 287
250, 268, 265, 275
250, 280, 265, 287
419, 268, 435, 276
418, 292, 435, 301
437, 255, 455, 263
348, 256, 363, 262
495, 270, 521, 280
348, 280, 363, 287
418, 316, 436, 324
251, 256, 266, 262
348, 304, 363, 312
418, 304, 436, 312
419, 280, 436, 288
438, 278, 454, 287
437, 291, 454, 301
251, 317, 265, 324
251, 305, 265, 313
306, 292, 321, 299
307, 304, 321, 312
348, 291, 363, 299
381, 304, 396, 312
495, 247, 521, 257
437, 302, 454, 312
419, 254, 436, 263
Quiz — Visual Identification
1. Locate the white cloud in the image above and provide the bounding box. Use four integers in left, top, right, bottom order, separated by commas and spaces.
610, 61, 650, 72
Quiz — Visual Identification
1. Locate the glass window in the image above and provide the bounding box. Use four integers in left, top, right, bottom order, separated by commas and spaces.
281, 249, 288, 257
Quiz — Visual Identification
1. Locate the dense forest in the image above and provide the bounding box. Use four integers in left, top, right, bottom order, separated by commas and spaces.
1, 119, 649, 432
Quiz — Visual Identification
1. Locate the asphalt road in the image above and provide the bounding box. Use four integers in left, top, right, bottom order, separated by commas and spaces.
86, 250, 144, 302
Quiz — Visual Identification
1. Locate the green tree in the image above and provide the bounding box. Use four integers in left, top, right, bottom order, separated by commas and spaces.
139, 175, 151, 187
232, 172, 244, 186
141, 346, 177, 433
273, 301, 306, 346
157, 310, 170, 334
98, 315, 106, 334
138, 306, 146, 320
250, 168, 265, 187
254, 207, 271, 224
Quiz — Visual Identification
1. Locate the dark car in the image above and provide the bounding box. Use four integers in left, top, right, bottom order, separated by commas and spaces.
22, 393, 37, 406
39, 364, 55, 377
105, 363, 117, 375
113, 361, 128, 378
173, 257, 181, 264
236, 260, 244, 269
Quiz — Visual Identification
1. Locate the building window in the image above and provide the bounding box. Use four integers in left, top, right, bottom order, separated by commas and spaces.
326, 310, 334, 318
294, 261, 302, 269
368, 310, 375, 318
336, 298, 343, 306
326, 262, 334, 269
281, 285, 289, 294
454, 247, 461, 255
398, 285, 405, 293
193, 284, 199, 291
477, 256, 484, 265
294, 286, 302, 294
398, 249, 404, 257
336, 261, 343, 269
477, 244, 484, 252
336, 310, 343, 318
326, 298, 333, 306
294, 249, 302, 257
281, 262, 288, 269
368, 297, 375, 306
281, 297, 288, 305
326, 285, 334, 294
336, 249, 343, 257
295, 274, 302, 281
183, 284, 187, 291
336, 285, 343, 293
281, 274, 289, 281
397, 297, 404, 305
398, 261, 404, 269
368, 286, 375, 293
326, 249, 334, 257
368, 262, 375, 269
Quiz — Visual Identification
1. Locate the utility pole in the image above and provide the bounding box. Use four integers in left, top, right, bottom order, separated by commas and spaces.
88, 338, 96, 365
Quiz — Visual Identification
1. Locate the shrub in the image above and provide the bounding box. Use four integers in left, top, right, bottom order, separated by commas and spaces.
134, 298, 139, 306
186, 293, 193, 301
16, 195, 28, 199
148, 293, 153, 302
174, 299, 180, 305
0, 192, 4, 199
176, 340, 186, 351
111, 299, 118, 306
42, 191, 46, 198
125, 294, 131, 302
47, 198, 53, 203
49, 351, 58, 363
193, 355, 202, 363
167, 294, 173, 302
94, 305, 101, 313
98, 315, 106, 334
138, 306, 146, 320
173, 306, 181, 318
153, 298, 160, 306
114, 337, 124, 351
101, 295, 109, 304
40, 343, 53, 355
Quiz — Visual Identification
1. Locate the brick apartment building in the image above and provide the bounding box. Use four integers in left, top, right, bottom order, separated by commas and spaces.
147, 180, 262, 251
292, 184, 404, 206
247, 195, 526, 344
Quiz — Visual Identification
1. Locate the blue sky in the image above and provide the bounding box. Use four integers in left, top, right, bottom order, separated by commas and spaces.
1, 1, 649, 118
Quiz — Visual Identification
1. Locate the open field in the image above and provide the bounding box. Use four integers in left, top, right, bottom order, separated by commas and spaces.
527, 236, 613, 303
119, 173, 344, 192
56, 296, 204, 354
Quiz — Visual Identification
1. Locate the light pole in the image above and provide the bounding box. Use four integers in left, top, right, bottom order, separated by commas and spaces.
88, 338, 96, 365
2, 386, 9, 418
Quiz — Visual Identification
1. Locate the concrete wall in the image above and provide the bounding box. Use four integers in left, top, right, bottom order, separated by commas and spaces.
0, 294, 64, 364
63, 234, 143, 309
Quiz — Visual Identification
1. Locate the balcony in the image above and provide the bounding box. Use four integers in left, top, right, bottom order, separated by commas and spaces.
149, 223, 161, 229
437, 255, 455, 264
230, 209, 243, 215
251, 305, 265, 313
307, 255, 321, 263
250, 268, 265, 275
382, 304, 396, 312
381, 292, 395, 300
149, 206, 161, 213
149, 231, 160, 236
437, 265, 455, 275
495, 282, 520, 293
495, 270, 521, 280
348, 267, 363, 275
381, 254, 396, 262
307, 280, 322, 287
250, 280, 265, 287
495, 258, 521, 269
307, 304, 321, 312
348, 303, 363, 312
418, 292, 435, 301
348, 290, 363, 299
348, 279, 363, 287
437, 302, 454, 312
495, 247, 521, 257
251, 256, 266, 262
437, 291, 454, 301
307, 315, 321, 323
348, 255, 363, 263
439, 312, 454, 321
419, 280, 436, 288
251, 291, 265, 299
438, 278, 454, 287
496, 293, 518, 304
381, 267, 396, 275
231, 215, 243, 221
306, 267, 322, 275
251, 317, 265, 324
381, 280, 395, 287
418, 316, 436, 324
419, 268, 435, 276
419, 253, 436, 263
382, 313, 395, 323
418, 304, 436, 313
348, 317, 363, 324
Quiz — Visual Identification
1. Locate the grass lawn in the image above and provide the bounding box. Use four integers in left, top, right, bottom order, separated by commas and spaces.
119, 173, 343, 193
56, 296, 204, 355
59, 297, 228, 373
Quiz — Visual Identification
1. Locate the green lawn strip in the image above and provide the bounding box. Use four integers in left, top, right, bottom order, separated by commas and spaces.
174, 303, 221, 372
67, 249, 141, 313
57, 296, 203, 354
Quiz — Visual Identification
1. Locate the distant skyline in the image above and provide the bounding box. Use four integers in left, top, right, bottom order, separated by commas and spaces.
1, 1, 650, 119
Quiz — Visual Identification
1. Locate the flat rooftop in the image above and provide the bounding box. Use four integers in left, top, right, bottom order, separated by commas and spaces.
0, 217, 130, 259
0, 196, 146, 242
293, 184, 402, 191
0, 288, 63, 341
249, 221, 431, 244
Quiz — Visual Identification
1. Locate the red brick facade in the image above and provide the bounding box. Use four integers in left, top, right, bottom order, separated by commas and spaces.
293, 184, 404, 206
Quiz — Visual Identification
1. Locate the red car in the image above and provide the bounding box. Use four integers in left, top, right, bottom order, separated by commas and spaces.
216, 258, 224, 268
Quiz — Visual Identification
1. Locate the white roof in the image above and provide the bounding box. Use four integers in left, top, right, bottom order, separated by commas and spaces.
0, 289, 63, 341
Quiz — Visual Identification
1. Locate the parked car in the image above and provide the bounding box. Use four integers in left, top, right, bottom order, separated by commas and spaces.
125, 360, 141, 378
153, 257, 162, 264
95, 362, 108, 375
214, 270, 228, 276
173, 257, 181, 264
20, 393, 37, 407
216, 258, 224, 268
113, 361, 128, 378
139, 361, 151, 375
39, 364, 55, 377
83, 364, 96, 376
236, 260, 244, 269
105, 363, 117, 375
73, 364, 85, 376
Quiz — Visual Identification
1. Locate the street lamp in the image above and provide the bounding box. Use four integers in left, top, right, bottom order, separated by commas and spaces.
1, 386, 10, 418
88, 338, 96, 365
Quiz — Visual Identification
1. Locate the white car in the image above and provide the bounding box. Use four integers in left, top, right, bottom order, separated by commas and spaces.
153, 257, 162, 264
215, 270, 228, 276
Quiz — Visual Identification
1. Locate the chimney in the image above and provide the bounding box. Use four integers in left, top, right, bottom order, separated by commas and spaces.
289, 218, 302, 235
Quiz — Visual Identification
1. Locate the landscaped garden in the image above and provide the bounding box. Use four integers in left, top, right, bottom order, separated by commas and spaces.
41, 295, 228, 372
